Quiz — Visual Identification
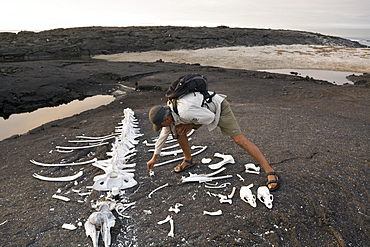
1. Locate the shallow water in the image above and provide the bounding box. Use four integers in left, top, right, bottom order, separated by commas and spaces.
0, 95, 115, 141
258, 69, 362, 85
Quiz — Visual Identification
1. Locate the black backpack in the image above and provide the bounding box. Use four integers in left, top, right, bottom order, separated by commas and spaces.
165, 74, 215, 114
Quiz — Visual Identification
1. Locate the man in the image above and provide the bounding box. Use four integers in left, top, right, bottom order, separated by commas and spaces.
146, 79, 280, 191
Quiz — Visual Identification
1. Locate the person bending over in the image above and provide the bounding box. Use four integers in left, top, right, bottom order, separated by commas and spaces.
146, 90, 280, 191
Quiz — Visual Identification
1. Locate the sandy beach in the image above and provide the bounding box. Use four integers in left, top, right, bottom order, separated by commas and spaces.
0, 27, 369, 247
94, 45, 370, 73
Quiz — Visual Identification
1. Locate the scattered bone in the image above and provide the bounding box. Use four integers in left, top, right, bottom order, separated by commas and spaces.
157, 215, 175, 237
169, 203, 183, 214
204, 182, 231, 189
257, 186, 274, 209
115, 202, 136, 217
56, 142, 109, 150
168, 218, 175, 237
245, 163, 260, 174
30, 158, 97, 167
62, 223, 77, 230
181, 167, 232, 183
203, 210, 223, 216
208, 153, 235, 170
160, 149, 184, 156
33, 171, 83, 182
154, 146, 207, 167
76, 134, 117, 140
236, 174, 245, 181
56, 149, 73, 153
148, 183, 169, 198
68, 135, 116, 143
52, 194, 71, 202
201, 158, 212, 164
240, 184, 257, 207
228, 187, 236, 199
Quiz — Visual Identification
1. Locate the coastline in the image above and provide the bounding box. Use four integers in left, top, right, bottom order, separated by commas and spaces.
0, 27, 369, 246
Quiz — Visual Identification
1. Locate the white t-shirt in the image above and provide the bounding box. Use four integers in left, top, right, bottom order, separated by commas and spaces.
154, 92, 226, 155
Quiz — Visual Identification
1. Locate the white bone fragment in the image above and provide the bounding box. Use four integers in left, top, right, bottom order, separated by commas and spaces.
169, 203, 183, 214
208, 153, 235, 170
0, 220, 8, 226
168, 218, 175, 237
245, 163, 261, 174
62, 223, 77, 230
220, 198, 232, 204
160, 149, 184, 156
257, 186, 274, 209
76, 134, 117, 140
240, 184, 256, 207
201, 158, 212, 164
236, 174, 245, 181
228, 187, 237, 199
56, 149, 74, 153
203, 210, 223, 216
157, 215, 172, 225
52, 194, 71, 202
204, 182, 231, 189
30, 158, 97, 167
148, 183, 169, 198
69, 135, 116, 142
33, 171, 83, 182
56, 142, 109, 150
181, 167, 232, 183
154, 146, 207, 167
157, 215, 175, 237
149, 170, 155, 177
115, 202, 136, 217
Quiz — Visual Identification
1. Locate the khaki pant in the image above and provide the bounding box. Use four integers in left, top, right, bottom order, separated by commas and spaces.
218, 99, 243, 136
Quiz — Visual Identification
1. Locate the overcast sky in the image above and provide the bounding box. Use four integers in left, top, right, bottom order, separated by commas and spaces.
2, 0, 369, 38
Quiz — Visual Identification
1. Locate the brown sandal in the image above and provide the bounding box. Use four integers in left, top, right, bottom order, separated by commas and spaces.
174, 159, 195, 173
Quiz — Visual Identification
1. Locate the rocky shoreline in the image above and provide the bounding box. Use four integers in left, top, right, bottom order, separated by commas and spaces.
0, 27, 369, 247
0, 26, 364, 61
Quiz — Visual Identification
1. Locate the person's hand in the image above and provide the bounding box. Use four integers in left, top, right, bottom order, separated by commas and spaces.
175, 124, 193, 135
146, 155, 158, 171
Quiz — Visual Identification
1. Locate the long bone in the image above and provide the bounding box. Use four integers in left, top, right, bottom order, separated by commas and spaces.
208, 153, 235, 170
33, 171, 83, 182
154, 146, 207, 167
68, 136, 116, 143
181, 167, 233, 183
148, 183, 169, 198
240, 184, 257, 207
257, 186, 274, 209
56, 142, 109, 150
157, 215, 175, 237
204, 182, 231, 189
75, 134, 117, 140
203, 210, 223, 216
30, 158, 97, 167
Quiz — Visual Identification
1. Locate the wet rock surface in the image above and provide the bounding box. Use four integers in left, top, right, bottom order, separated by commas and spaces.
0, 27, 369, 246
